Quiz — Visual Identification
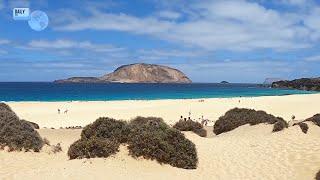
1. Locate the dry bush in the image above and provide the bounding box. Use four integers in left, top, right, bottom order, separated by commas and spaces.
0, 120, 43, 152
173, 119, 202, 131
21, 120, 39, 129
316, 169, 320, 180
293, 122, 309, 134
214, 108, 288, 135
0, 103, 15, 113
173, 119, 207, 137
68, 116, 199, 169
129, 116, 165, 127
192, 128, 207, 137
68, 137, 119, 159
272, 119, 289, 132
81, 117, 129, 143
127, 117, 198, 169
0, 103, 43, 152
305, 114, 320, 127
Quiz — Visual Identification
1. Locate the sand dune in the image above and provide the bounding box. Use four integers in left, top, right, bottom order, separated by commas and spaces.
1, 94, 320, 179
1, 123, 320, 179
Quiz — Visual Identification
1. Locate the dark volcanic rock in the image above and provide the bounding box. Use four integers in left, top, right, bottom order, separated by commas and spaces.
220, 81, 229, 84
272, 77, 320, 91
55, 63, 192, 83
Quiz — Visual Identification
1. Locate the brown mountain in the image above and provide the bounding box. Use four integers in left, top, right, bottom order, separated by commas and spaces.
54, 63, 192, 83
272, 77, 320, 91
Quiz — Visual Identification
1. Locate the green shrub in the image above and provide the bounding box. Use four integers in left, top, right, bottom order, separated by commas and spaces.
0, 110, 19, 125
192, 128, 207, 137
68, 137, 120, 159
21, 120, 39, 129
173, 120, 202, 131
0, 103, 43, 152
129, 116, 166, 127
173, 119, 206, 137
305, 114, 320, 126
0, 103, 15, 113
68, 116, 199, 169
0, 120, 43, 152
293, 122, 309, 134
214, 108, 288, 135
272, 119, 289, 132
81, 117, 129, 143
127, 117, 198, 169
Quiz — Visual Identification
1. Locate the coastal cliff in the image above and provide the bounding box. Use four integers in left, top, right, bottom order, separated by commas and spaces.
272, 77, 320, 91
54, 63, 192, 83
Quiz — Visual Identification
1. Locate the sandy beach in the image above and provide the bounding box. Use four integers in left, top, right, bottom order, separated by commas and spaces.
1, 93, 320, 179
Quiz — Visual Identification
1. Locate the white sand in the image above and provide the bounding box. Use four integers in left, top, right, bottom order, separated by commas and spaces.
6, 93, 320, 128
1, 93, 320, 179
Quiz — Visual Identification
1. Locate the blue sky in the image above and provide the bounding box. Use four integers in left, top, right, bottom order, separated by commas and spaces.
0, 0, 320, 83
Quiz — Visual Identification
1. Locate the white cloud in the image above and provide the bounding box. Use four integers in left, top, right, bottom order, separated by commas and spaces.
279, 0, 307, 5
156, 10, 181, 19
0, 39, 10, 45
0, 49, 7, 54
8, 0, 30, 8
53, 0, 315, 51
27, 39, 124, 52
138, 49, 206, 59
304, 55, 320, 62
0, 0, 4, 9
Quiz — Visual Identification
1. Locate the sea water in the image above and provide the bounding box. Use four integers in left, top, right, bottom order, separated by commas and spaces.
0, 82, 315, 102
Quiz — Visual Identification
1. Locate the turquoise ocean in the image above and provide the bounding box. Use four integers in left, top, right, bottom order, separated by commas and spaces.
0, 82, 315, 102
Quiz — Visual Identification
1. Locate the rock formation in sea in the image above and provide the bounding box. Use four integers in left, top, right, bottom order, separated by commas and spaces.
272, 77, 320, 91
263, 78, 284, 85
54, 63, 192, 83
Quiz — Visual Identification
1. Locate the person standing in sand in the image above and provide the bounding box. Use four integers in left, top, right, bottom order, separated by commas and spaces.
58, 109, 60, 114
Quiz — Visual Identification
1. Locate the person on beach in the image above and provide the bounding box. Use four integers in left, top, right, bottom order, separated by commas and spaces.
64, 109, 68, 114
180, 115, 184, 121
58, 109, 60, 114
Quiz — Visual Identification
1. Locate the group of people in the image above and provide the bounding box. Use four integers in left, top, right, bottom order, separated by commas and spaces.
57, 109, 69, 114
179, 112, 211, 126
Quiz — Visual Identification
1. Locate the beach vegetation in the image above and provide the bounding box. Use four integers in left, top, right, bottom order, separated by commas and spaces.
21, 119, 40, 129
316, 169, 320, 180
305, 114, 320, 126
294, 122, 309, 134
0, 103, 15, 113
173, 119, 207, 137
127, 117, 198, 169
81, 117, 129, 143
68, 137, 120, 159
272, 119, 288, 132
0, 104, 44, 152
213, 108, 288, 135
192, 128, 207, 137
0, 119, 44, 152
68, 116, 198, 169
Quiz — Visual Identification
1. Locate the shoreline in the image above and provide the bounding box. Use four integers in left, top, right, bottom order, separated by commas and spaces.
6, 93, 320, 129
2, 92, 318, 103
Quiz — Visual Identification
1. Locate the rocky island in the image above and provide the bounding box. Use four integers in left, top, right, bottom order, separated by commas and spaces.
272, 77, 320, 91
54, 63, 192, 83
